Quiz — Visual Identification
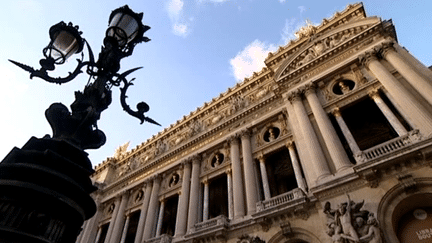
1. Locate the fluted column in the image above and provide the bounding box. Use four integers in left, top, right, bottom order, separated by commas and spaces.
134, 181, 153, 243
104, 196, 121, 243
174, 160, 192, 237
304, 84, 352, 172
155, 199, 166, 237
380, 41, 432, 106
119, 215, 131, 243
80, 196, 103, 243
202, 179, 210, 221
240, 130, 259, 214
394, 42, 432, 81
187, 155, 201, 231
94, 227, 103, 243
226, 168, 234, 219
143, 175, 162, 240
286, 141, 307, 191
360, 51, 432, 135
369, 90, 408, 136
332, 108, 361, 155
109, 191, 130, 243
283, 101, 313, 186
229, 135, 245, 219
289, 91, 331, 180
257, 155, 271, 200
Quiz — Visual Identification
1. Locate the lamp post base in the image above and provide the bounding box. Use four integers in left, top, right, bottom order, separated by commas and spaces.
0, 137, 96, 243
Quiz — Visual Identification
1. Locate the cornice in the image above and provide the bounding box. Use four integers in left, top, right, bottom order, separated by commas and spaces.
265, 3, 366, 67
97, 94, 281, 194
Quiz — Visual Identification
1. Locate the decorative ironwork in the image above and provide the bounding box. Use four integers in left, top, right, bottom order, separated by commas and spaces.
9, 5, 160, 150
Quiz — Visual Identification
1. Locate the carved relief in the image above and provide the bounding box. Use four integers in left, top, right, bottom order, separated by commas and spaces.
113, 142, 130, 160
324, 195, 382, 243
161, 170, 182, 191
203, 149, 227, 172
237, 235, 266, 243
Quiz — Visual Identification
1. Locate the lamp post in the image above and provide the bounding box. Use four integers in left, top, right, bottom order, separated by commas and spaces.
1, 5, 159, 243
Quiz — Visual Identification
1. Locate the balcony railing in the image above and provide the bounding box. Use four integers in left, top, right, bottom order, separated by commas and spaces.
193, 215, 229, 232
354, 129, 421, 163
146, 234, 172, 243
256, 188, 305, 212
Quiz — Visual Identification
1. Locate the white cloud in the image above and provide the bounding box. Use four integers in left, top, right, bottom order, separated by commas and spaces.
173, 23, 189, 37
298, 6, 307, 14
279, 0, 287, 3
167, 0, 191, 37
167, 0, 184, 21
281, 18, 298, 44
198, 0, 230, 3
230, 40, 277, 82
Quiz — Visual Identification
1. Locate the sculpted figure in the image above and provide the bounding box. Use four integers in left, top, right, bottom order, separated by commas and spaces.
360, 214, 382, 243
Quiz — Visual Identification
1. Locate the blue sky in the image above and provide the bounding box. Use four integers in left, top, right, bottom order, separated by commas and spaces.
1, 0, 431, 167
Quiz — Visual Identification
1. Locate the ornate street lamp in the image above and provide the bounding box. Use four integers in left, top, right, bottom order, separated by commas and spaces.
1, 5, 159, 243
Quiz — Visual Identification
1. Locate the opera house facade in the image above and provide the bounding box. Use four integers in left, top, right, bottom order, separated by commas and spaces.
77, 3, 432, 243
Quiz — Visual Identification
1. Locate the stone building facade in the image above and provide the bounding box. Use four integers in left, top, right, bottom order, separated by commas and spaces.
77, 3, 432, 243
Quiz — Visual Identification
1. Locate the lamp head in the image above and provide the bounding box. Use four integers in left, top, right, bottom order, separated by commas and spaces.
106, 5, 150, 54
41, 21, 84, 70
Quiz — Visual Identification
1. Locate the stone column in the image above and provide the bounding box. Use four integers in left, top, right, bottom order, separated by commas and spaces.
289, 91, 331, 180
369, 90, 408, 136
360, 51, 432, 135
394, 42, 432, 81
229, 135, 245, 219
202, 179, 210, 221
331, 108, 361, 155
155, 199, 166, 237
109, 191, 130, 243
187, 155, 201, 231
283, 101, 313, 186
174, 160, 192, 237
119, 215, 131, 243
286, 141, 307, 191
380, 41, 432, 106
134, 181, 153, 243
80, 196, 103, 243
104, 196, 121, 243
143, 175, 162, 240
226, 168, 234, 220
240, 130, 259, 214
76, 220, 87, 243
257, 155, 271, 200
94, 227, 102, 243
304, 84, 352, 172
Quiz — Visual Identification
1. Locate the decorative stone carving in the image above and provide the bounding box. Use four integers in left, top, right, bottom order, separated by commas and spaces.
168, 172, 180, 188
113, 142, 130, 160
237, 235, 266, 243
294, 19, 317, 39
324, 195, 382, 243
134, 189, 144, 203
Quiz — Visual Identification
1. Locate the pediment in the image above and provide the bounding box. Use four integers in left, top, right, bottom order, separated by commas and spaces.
274, 16, 381, 82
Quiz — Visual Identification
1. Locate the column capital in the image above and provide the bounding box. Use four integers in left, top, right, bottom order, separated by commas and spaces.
202, 177, 209, 185
191, 154, 202, 165
286, 90, 302, 103
378, 40, 396, 59
359, 50, 378, 67
239, 129, 251, 139
225, 167, 232, 175
331, 107, 342, 117
285, 140, 295, 149
368, 89, 381, 101
181, 158, 192, 167
257, 154, 265, 163
303, 83, 317, 96
228, 134, 240, 145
